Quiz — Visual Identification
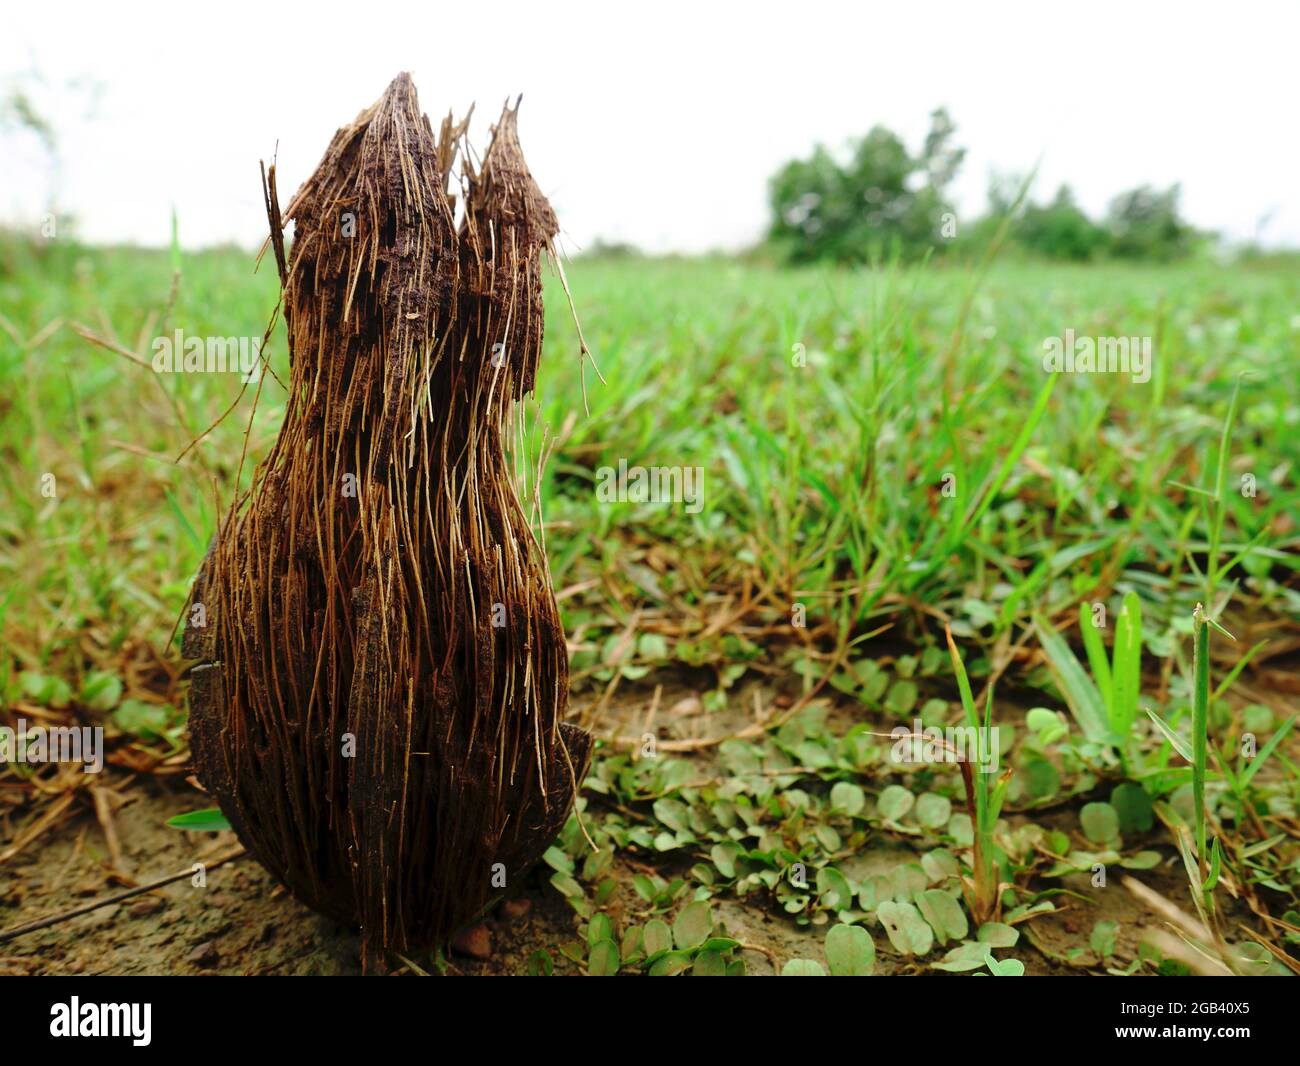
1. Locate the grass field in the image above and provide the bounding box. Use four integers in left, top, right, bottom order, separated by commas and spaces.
2, 233, 1298, 975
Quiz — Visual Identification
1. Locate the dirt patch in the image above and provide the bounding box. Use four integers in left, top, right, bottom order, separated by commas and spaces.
0, 676, 1281, 976
3, 784, 358, 976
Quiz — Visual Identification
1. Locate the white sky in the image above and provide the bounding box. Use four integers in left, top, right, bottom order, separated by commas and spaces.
4, 0, 1298, 252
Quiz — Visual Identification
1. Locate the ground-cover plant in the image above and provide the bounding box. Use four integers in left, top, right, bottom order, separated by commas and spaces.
1141, 605, 1235, 969
945, 626, 1011, 926
546, 669, 1057, 975
1034, 591, 1143, 773
1141, 602, 1297, 975
1207, 702, 1296, 839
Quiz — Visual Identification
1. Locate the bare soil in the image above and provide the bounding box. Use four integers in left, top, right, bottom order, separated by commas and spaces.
0, 679, 1249, 977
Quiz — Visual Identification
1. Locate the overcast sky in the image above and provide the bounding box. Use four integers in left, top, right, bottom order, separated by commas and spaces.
4, 1, 1297, 253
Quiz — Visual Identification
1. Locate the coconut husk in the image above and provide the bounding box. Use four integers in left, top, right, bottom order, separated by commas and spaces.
183, 73, 590, 958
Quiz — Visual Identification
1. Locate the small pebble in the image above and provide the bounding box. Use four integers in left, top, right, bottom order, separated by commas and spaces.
186, 941, 220, 968
501, 898, 531, 921
669, 695, 703, 717
450, 923, 492, 960
128, 895, 165, 917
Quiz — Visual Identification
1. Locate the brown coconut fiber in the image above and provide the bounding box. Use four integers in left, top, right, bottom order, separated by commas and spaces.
182, 73, 592, 960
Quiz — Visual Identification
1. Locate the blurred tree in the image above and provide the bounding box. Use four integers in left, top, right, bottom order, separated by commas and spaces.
985, 170, 1028, 219
1017, 185, 1110, 261
1106, 184, 1194, 260
768, 109, 964, 264
2, 73, 100, 240
580, 237, 643, 259
0, 88, 58, 156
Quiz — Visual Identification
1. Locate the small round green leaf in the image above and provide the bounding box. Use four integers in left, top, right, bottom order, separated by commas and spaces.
825, 923, 875, 976
886, 679, 919, 713
876, 900, 933, 956
781, 958, 827, 976
1090, 919, 1118, 958
877, 784, 915, 821
672, 901, 712, 950
920, 848, 960, 883
80, 671, 123, 712
1110, 783, 1154, 834
588, 938, 620, 976
914, 792, 952, 828
1081, 801, 1121, 844
648, 950, 692, 976
587, 913, 613, 946
816, 866, 853, 911
642, 919, 673, 957
830, 781, 866, 816
976, 922, 1019, 948
985, 953, 1025, 976
917, 888, 969, 945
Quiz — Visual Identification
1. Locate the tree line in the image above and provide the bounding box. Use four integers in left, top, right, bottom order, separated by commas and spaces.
767, 108, 1201, 265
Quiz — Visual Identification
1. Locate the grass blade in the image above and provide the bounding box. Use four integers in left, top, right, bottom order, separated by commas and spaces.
1239, 713, 1297, 789
1079, 601, 1112, 721
1146, 707, 1193, 763
1110, 591, 1142, 742
1033, 615, 1107, 743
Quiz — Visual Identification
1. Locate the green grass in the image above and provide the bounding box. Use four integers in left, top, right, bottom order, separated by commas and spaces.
946, 625, 1010, 926
3, 238, 1296, 678
3, 233, 1300, 974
